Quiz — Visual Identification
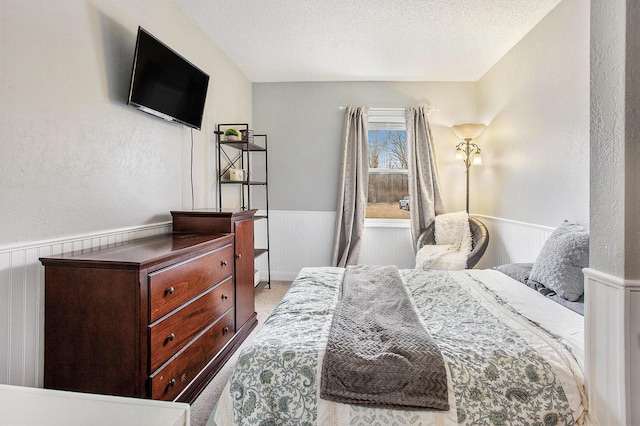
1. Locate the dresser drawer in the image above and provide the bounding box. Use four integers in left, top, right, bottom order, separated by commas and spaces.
150, 309, 235, 401
149, 277, 234, 371
149, 243, 233, 322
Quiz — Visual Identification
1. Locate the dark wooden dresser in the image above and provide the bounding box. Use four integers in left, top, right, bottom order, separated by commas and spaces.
171, 209, 257, 328
40, 213, 258, 403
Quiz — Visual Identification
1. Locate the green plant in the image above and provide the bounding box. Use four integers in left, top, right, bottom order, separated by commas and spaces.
224, 128, 239, 137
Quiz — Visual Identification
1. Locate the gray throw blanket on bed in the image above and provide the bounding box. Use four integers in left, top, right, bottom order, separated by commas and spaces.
320, 265, 449, 410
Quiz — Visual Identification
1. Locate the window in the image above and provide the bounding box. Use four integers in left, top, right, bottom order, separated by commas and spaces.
366, 110, 409, 220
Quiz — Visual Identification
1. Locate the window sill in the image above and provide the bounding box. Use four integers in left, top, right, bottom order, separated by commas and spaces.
364, 218, 410, 228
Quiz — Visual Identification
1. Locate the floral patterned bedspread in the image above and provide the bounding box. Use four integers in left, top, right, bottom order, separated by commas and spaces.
211, 267, 588, 426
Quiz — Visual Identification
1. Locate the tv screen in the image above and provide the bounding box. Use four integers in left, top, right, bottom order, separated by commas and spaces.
128, 27, 209, 130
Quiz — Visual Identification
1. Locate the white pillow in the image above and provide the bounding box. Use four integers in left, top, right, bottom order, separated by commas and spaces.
434, 211, 471, 251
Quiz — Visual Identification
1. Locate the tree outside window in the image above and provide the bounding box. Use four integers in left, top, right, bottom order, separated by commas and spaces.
366, 129, 409, 219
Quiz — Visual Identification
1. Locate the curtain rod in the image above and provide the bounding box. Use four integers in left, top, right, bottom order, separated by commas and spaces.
338, 106, 439, 112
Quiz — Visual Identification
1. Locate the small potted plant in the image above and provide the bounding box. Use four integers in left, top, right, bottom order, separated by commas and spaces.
225, 128, 240, 141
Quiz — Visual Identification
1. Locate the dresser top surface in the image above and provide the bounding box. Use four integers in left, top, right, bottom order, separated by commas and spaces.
171, 208, 257, 218
39, 233, 233, 269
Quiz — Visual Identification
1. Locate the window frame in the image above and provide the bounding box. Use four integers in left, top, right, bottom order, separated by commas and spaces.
365, 110, 409, 228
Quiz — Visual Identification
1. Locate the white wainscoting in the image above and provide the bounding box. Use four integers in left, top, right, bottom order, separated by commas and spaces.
266, 211, 554, 280
583, 268, 640, 425
361, 220, 415, 269
472, 215, 555, 269
265, 210, 336, 281
0, 222, 172, 388
1, 212, 555, 389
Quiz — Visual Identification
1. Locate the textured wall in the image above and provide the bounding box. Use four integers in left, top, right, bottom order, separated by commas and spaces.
590, 0, 640, 280
252, 81, 478, 213
590, 0, 626, 277
477, 0, 590, 228
0, 0, 252, 245
590, 0, 640, 279
625, 0, 640, 280
586, 2, 640, 423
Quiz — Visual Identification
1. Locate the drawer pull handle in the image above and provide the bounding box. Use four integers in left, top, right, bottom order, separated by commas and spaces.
222, 326, 229, 335
236, 253, 242, 259
221, 294, 228, 300
168, 378, 176, 388
167, 333, 175, 342
166, 287, 175, 295
221, 260, 228, 266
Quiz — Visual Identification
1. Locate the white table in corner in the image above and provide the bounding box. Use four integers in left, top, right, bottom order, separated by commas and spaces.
0, 384, 190, 426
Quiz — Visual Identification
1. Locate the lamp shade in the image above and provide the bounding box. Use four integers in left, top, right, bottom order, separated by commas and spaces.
452, 123, 486, 140
472, 151, 483, 165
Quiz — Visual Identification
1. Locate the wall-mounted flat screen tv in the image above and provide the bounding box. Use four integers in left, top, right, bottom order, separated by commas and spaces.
128, 27, 209, 130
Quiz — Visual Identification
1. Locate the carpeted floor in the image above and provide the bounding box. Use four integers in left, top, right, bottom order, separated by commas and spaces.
189, 280, 292, 426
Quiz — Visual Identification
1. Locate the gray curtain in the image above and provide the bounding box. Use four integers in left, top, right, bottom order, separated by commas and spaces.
332, 105, 369, 267
406, 106, 445, 252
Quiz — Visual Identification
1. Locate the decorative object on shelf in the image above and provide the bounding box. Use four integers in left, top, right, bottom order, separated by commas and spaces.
229, 168, 245, 182
225, 128, 240, 141
240, 129, 254, 143
452, 123, 486, 212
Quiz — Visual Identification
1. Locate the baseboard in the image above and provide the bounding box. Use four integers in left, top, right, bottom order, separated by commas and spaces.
270, 271, 300, 282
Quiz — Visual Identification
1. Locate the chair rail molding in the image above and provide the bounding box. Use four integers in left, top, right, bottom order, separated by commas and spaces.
1, 212, 559, 387
0, 222, 172, 387
266, 211, 554, 279
470, 215, 555, 269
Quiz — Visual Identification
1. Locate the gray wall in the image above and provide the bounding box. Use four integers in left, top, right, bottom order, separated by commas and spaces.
253, 81, 478, 213
253, 0, 590, 231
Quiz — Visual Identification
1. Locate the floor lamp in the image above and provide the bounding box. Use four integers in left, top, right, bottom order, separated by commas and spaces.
452, 123, 486, 212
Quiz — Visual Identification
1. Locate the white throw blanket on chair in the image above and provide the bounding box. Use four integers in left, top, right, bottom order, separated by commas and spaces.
415, 211, 472, 270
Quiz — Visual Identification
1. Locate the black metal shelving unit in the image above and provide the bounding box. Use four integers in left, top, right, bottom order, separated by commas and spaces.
216, 123, 271, 289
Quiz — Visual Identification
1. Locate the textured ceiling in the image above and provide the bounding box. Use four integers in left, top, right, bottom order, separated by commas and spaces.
173, 0, 562, 82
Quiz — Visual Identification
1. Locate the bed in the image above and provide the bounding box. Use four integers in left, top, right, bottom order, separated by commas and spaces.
208, 266, 588, 425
